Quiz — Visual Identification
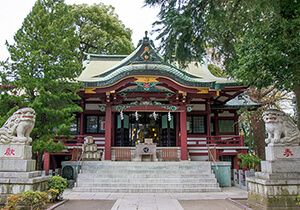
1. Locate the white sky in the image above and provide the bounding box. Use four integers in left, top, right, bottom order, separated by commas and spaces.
0, 0, 160, 61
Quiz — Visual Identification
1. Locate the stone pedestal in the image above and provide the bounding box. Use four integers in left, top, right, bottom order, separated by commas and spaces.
133, 143, 158, 162
0, 144, 33, 159
0, 145, 49, 204
247, 145, 300, 210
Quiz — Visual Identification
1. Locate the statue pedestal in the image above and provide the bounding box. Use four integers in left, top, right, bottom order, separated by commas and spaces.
247, 145, 300, 210
0, 144, 33, 159
0, 144, 49, 203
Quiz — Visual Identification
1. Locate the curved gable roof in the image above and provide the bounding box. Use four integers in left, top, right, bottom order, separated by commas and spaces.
77, 33, 238, 89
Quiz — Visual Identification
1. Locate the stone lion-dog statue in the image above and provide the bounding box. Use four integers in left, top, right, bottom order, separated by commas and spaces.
0, 107, 36, 144
263, 109, 300, 145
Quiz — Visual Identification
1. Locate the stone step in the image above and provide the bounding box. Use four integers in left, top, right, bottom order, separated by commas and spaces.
80, 166, 212, 171
81, 164, 212, 168
81, 162, 212, 169
72, 187, 221, 193
81, 161, 212, 166
73, 161, 220, 193
77, 173, 214, 179
76, 183, 219, 188
76, 177, 217, 183
80, 170, 212, 174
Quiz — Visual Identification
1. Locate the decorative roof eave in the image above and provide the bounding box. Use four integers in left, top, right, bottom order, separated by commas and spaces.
79, 32, 243, 90
225, 93, 260, 107
214, 82, 241, 89
82, 64, 241, 89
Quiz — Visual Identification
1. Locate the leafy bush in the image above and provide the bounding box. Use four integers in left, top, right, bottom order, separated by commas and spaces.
20, 191, 48, 208
5, 194, 22, 209
5, 191, 48, 210
48, 175, 68, 200
296, 194, 300, 206
238, 153, 261, 170
47, 189, 60, 202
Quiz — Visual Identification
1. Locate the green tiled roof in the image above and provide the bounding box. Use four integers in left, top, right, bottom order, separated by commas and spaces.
79, 33, 240, 89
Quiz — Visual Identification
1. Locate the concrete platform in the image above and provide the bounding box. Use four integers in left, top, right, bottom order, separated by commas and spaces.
63, 187, 247, 200
60, 187, 248, 210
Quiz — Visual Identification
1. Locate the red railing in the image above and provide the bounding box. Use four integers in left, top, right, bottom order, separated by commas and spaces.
55, 135, 244, 148
187, 135, 244, 147
54, 135, 105, 147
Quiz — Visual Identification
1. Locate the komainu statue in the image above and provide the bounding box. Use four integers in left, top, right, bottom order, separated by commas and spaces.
0, 108, 36, 144
263, 109, 300, 145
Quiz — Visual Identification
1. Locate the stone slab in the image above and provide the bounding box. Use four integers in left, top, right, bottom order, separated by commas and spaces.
0, 171, 41, 178
0, 175, 49, 196
0, 159, 35, 172
247, 176, 300, 187
0, 175, 49, 184
248, 192, 300, 210
261, 160, 300, 173
0, 144, 32, 159
266, 145, 300, 161
247, 177, 300, 209
255, 172, 300, 180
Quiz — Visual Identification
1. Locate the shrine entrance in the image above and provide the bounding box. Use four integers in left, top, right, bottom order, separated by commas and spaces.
115, 112, 176, 147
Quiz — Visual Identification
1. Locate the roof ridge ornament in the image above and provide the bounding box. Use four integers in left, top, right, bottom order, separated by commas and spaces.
143, 30, 150, 44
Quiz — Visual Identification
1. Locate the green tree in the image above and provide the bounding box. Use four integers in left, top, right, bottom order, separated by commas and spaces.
4, 0, 82, 167
145, 0, 300, 127
70, 3, 134, 60
1, 0, 135, 168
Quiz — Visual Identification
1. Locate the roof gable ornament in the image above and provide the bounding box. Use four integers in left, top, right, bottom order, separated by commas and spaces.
134, 31, 162, 63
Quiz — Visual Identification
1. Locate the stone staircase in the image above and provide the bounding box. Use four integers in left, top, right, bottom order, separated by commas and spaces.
72, 161, 221, 193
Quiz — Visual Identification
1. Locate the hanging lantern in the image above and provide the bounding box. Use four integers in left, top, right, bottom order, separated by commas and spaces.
168, 111, 171, 121
120, 110, 124, 120
135, 111, 139, 121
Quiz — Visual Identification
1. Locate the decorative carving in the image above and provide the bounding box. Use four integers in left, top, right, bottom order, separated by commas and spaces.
98, 104, 106, 112
0, 108, 35, 145
135, 82, 158, 91
114, 101, 177, 112
263, 109, 300, 145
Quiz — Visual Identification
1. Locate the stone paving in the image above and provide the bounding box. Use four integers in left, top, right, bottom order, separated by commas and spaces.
59, 187, 248, 210
54, 200, 116, 210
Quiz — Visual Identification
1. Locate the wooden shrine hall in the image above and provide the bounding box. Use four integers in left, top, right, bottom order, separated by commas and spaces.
49, 33, 250, 170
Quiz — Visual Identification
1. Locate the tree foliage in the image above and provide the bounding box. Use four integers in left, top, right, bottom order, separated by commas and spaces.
239, 87, 292, 159
3, 0, 82, 153
146, 0, 300, 126
0, 0, 134, 159
70, 3, 134, 60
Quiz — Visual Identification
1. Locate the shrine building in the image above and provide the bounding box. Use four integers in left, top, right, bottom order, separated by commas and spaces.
51, 33, 250, 170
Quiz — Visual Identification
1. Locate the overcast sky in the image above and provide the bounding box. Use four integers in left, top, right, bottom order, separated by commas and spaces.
0, 0, 159, 61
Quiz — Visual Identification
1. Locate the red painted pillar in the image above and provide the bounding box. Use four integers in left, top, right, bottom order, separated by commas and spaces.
104, 104, 112, 160
176, 112, 180, 146
214, 111, 219, 135
234, 111, 239, 135
79, 100, 85, 135
206, 100, 211, 136
180, 109, 188, 160
111, 112, 115, 146
43, 152, 50, 175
